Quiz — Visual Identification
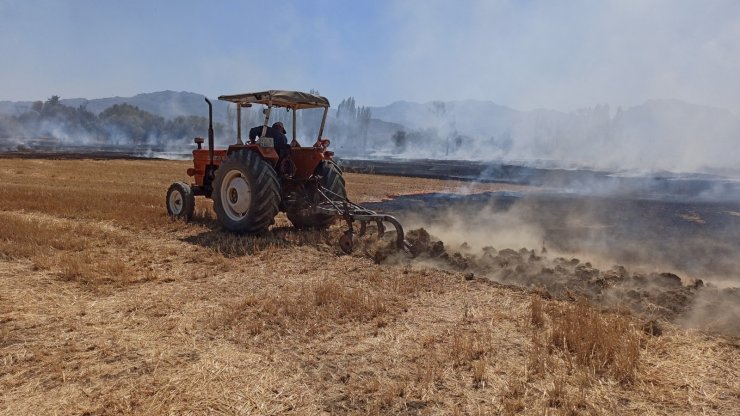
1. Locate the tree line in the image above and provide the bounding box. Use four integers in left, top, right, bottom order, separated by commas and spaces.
0, 94, 380, 153
0, 95, 215, 146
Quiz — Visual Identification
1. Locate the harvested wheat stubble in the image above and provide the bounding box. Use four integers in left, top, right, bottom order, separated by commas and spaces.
0, 157, 738, 415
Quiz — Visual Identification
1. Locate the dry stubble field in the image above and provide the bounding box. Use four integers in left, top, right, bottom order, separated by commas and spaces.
0, 157, 738, 415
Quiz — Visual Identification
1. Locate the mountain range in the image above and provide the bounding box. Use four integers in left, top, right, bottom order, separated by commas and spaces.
0, 91, 230, 121
2, 91, 739, 173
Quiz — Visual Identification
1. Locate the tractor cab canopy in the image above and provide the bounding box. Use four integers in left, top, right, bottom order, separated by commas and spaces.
218, 90, 330, 110
218, 90, 330, 145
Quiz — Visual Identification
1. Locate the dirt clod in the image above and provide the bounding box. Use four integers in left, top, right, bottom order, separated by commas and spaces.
372, 228, 739, 335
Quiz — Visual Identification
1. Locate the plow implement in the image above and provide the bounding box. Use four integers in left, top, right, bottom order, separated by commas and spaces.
313, 185, 413, 254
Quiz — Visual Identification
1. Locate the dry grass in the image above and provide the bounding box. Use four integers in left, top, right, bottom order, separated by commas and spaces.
530, 294, 545, 327
0, 157, 738, 415
547, 300, 641, 383
213, 278, 393, 342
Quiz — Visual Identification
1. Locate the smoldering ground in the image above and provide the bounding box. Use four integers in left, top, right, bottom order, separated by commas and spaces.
363, 190, 740, 336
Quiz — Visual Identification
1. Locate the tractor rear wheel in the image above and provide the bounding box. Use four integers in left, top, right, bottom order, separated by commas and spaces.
166, 181, 195, 221
212, 150, 280, 233
287, 160, 346, 229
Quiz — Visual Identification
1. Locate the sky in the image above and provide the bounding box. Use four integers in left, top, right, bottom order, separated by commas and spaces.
1, 0, 739, 113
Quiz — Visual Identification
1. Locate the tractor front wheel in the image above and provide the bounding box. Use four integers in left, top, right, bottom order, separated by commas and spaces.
166, 181, 195, 221
212, 150, 280, 233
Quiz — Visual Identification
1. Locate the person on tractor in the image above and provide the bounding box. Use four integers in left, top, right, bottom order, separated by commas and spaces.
249, 121, 291, 159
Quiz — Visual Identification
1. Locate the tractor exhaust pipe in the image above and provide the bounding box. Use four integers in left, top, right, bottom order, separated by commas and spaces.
204, 97, 214, 166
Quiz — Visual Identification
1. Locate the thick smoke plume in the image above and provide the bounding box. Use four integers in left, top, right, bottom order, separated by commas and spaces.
356, 99, 740, 175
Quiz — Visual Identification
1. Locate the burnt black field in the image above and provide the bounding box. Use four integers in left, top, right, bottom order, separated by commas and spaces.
338, 157, 740, 202
348, 158, 740, 283
368, 191, 740, 282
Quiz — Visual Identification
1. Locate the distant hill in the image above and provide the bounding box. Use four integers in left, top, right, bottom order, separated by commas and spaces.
0, 91, 230, 122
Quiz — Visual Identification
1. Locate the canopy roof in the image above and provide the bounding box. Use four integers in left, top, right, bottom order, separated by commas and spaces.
218, 90, 330, 109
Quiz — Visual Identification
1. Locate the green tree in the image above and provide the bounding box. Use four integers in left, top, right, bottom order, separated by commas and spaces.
100, 103, 166, 145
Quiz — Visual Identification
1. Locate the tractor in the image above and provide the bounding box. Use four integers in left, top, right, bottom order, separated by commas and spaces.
166, 90, 409, 254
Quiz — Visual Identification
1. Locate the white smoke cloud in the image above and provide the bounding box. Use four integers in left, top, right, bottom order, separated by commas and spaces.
358, 98, 740, 174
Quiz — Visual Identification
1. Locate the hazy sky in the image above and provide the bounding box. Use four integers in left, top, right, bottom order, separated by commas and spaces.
1, 0, 738, 112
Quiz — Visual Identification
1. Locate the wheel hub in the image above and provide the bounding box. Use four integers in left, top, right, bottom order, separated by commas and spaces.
221, 170, 251, 221
168, 191, 183, 215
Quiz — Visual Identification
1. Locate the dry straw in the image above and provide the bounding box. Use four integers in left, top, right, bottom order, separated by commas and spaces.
0, 157, 737, 414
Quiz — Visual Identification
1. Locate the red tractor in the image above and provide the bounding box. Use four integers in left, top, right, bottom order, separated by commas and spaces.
166, 90, 409, 253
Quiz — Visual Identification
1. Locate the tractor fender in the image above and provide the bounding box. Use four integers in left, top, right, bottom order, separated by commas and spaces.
226, 144, 279, 166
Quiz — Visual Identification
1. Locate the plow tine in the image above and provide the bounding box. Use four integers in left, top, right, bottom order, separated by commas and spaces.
382, 215, 408, 251
339, 231, 355, 254
376, 220, 385, 237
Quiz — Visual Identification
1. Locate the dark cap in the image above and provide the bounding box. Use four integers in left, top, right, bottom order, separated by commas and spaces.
273, 122, 286, 134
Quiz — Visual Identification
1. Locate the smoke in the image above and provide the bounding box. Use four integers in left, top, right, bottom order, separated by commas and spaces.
400, 190, 740, 280
359, 99, 740, 175
678, 287, 740, 336
0, 95, 234, 156
324, 1, 740, 175
402, 202, 545, 254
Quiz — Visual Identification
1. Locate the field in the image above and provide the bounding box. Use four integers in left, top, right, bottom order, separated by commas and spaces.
0, 157, 738, 415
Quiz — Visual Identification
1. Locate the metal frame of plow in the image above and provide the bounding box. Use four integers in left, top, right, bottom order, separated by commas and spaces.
315, 186, 412, 255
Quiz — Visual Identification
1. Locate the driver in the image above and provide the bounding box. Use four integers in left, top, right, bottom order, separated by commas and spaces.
248, 122, 290, 159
